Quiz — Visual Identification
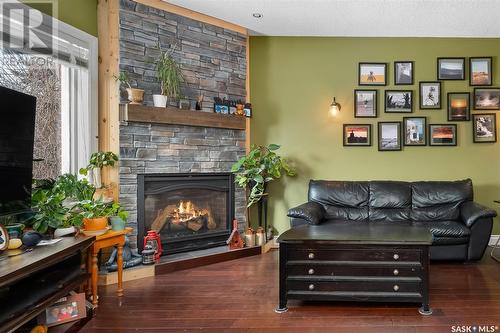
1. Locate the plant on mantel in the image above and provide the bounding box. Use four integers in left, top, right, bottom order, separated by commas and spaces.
152, 44, 184, 108
115, 71, 144, 105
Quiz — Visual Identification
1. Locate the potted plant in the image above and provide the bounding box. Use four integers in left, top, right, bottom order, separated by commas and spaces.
231, 144, 296, 238
74, 199, 115, 233
152, 45, 183, 107
30, 184, 69, 234
109, 203, 129, 231
79, 151, 119, 189
115, 71, 144, 105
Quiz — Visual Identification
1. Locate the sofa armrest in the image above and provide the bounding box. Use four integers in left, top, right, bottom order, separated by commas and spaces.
287, 202, 325, 225
460, 201, 497, 227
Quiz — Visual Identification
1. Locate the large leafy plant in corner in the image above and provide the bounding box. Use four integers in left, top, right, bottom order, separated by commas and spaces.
231, 144, 296, 207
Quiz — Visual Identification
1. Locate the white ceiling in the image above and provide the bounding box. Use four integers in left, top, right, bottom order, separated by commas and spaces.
164, 0, 500, 37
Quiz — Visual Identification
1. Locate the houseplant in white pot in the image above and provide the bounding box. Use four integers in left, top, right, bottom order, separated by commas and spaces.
152, 45, 183, 107
79, 151, 119, 189
115, 71, 144, 105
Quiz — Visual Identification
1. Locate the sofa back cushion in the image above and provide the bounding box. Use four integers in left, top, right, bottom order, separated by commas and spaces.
309, 180, 369, 221
410, 179, 473, 221
369, 181, 411, 221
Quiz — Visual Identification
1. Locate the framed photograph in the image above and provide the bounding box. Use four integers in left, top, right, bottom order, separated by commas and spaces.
473, 88, 500, 110
354, 90, 377, 117
470, 57, 492, 86
448, 92, 470, 121
343, 124, 372, 146
403, 117, 426, 146
429, 124, 457, 146
419, 81, 441, 109
385, 90, 413, 113
437, 57, 465, 80
378, 122, 402, 151
394, 61, 413, 85
358, 63, 387, 86
39, 293, 86, 327
473, 113, 497, 143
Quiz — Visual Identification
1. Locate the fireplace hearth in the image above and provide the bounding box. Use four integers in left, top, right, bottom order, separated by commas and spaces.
137, 173, 234, 255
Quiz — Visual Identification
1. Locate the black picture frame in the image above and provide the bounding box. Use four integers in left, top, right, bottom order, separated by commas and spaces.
358, 63, 387, 86
448, 92, 470, 121
437, 57, 465, 80
469, 57, 492, 86
394, 61, 414, 85
354, 89, 378, 118
472, 113, 497, 143
403, 117, 427, 146
378, 122, 402, 151
385, 90, 413, 113
343, 124, 372, 146
429, 124, 457, 146
419, 81, 441, 109
473, 87, 500, 110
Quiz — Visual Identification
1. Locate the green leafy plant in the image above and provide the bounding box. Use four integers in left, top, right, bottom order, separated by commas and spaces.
54, 174, 96, 202
31, 186, 69, 233
114, 71, 131, 89
155, 44, 183, 98
231, 144, 296, 207
79, 151, 119, 177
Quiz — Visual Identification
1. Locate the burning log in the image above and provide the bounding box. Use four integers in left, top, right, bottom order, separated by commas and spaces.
150, 201, 216, 233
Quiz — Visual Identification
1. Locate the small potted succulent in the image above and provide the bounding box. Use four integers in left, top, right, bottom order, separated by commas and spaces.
152, 44, 183, 107
79, 151, 119, 189
115, 71, 144, 105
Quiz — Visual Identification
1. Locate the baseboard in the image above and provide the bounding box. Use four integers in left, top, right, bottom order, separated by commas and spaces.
490, 234, 499, 246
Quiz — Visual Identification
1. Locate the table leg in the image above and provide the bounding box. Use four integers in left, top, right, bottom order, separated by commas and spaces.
92, 250, 98, 306
117, 244, 124, 297
86, 247, 92, 296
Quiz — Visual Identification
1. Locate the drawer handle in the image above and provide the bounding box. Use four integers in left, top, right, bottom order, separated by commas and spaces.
393, 285, 400, 292
393, 269, 399, 276
393, 254, 400, 260
308, 253, 315, 259
308, 284, 315, 291
308, 268, 315, 275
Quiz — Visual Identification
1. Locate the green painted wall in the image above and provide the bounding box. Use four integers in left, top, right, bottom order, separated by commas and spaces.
22, 0, 97, 36
250, 37, 500, 235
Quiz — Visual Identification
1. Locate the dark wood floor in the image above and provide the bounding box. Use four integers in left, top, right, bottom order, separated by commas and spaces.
81, 248, 500, 333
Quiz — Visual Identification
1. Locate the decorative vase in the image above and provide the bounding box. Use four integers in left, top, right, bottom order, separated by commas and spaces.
110, 216, 126, 231
126, 88, 144, 105
83, 217, 108, 231
91, 168, 102, 189
153, 94, 168, 107
54, 226, 76, 238
244, 227, 255, 247
5, 223, 24, 239
255, 227, 265, 246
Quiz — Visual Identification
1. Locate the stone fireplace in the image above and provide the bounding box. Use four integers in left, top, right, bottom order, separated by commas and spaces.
137, 173, 234, 254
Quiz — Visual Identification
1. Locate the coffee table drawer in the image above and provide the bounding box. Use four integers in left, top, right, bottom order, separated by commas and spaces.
288, 248, 421, 262
287, 280, 421, 293
286, 265, 420, 277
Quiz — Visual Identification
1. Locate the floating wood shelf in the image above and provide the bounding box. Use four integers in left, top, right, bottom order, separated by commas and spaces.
125, 104, 247, 130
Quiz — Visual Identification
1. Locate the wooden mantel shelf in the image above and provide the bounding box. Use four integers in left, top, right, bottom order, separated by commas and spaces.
126, 104, 247, 130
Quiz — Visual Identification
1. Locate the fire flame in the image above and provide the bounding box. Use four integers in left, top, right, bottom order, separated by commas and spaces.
174, 200, 201, 222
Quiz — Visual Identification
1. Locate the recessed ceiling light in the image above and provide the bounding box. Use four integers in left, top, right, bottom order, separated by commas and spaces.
252, 13, 263, 18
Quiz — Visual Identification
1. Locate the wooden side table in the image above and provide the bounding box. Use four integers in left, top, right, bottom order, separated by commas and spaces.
87, 227, 132, 306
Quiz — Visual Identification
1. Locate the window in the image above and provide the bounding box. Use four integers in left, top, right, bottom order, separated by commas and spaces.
0, 0, 97, 179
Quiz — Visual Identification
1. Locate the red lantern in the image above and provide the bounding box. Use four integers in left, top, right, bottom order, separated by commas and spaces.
143, 230, 162, 262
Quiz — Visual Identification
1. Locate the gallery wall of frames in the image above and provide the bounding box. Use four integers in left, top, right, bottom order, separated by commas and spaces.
344, 57, 498, 151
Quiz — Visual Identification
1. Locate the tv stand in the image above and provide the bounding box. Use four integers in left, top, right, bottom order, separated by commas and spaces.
0, 235, 94, 332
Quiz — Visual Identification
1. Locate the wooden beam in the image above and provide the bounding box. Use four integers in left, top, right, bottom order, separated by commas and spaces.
245, 32, 251, 153
97, 0, 120, 201
134, 0, 247, 35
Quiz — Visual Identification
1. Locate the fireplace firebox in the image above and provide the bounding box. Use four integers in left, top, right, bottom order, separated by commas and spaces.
137, 173, 234, 255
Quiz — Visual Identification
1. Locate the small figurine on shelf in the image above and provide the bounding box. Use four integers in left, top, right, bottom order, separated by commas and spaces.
255, 227, 265, 246
244, 103, 252, 118
214, 97, 229, 114
226, 219, 244, 250
236, 101, 245, 116
195, 94, 204, 110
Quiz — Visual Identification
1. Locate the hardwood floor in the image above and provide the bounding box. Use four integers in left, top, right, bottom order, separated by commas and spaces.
81, 248, 500, 333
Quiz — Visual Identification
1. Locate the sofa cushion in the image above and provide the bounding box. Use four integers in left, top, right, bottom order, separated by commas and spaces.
412, 220, 470, 245
309, 180, 369, 221
411, 179, 473, 221
369, 181, 411, 221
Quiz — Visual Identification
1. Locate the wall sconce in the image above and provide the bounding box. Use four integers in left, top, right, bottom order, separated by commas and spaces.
329, 97, 341, 117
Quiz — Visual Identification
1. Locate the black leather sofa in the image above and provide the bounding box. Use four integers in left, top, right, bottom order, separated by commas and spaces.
287, 179, 497, 261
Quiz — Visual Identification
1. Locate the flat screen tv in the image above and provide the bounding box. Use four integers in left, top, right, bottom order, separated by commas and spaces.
0, 86, 37, 216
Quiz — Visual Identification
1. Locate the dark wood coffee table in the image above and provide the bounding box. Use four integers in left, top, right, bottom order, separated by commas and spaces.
276, 223, 433, 315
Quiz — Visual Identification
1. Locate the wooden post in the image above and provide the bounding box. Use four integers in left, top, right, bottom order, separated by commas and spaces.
97, 0, 120, 201
245, 30, 251, 154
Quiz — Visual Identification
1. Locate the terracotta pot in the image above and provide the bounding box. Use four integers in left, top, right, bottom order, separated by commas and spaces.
126, 88, 144, 105
83, 217, 108, 231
